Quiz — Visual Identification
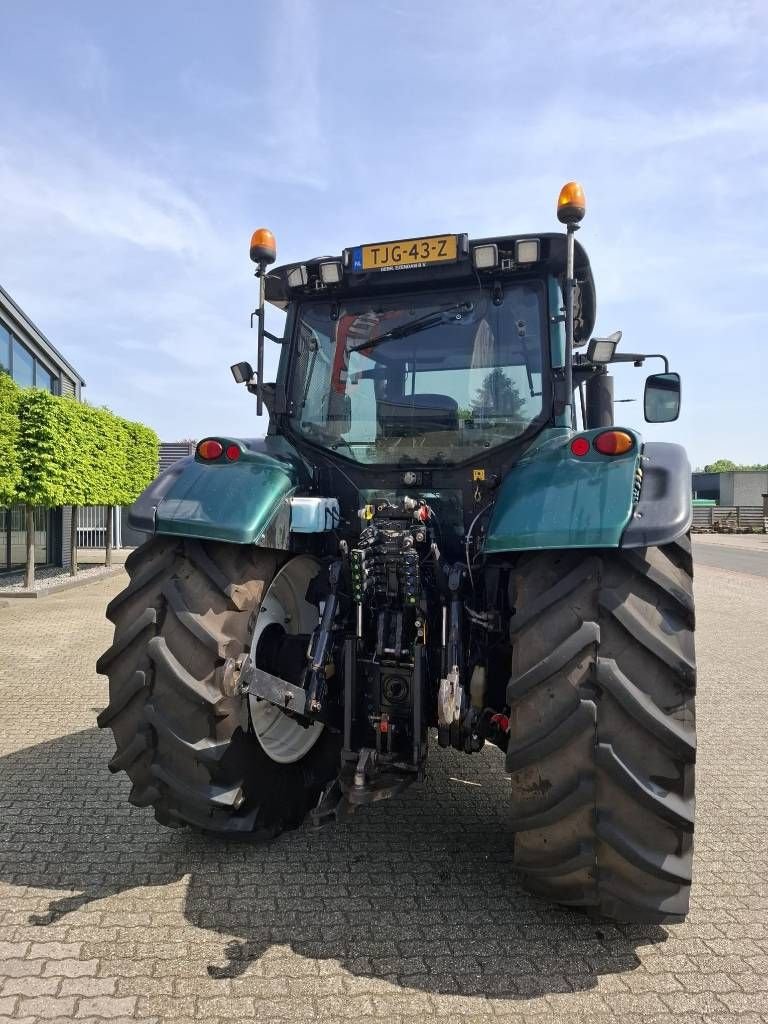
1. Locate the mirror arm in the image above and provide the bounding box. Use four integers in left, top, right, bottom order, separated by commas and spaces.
609, 352, 669, 373
263, 330, 282, 344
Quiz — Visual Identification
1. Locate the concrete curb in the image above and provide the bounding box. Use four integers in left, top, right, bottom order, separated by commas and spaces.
0, 566, 125, 600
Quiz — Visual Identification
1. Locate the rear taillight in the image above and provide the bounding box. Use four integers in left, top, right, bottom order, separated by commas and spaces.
225, 444, 241, 461
570, 437, 590, 457
593, 430, 634, 455
197, 439, 223, 460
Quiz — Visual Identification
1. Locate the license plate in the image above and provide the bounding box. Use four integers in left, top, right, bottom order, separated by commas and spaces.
350, 234, 458, 273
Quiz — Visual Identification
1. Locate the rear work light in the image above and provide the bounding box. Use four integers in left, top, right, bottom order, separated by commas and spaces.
594, 430, 634, 455
472, 244, 498, 270
319, 261, 343, 285
197, 439, 223, 460
515, 238, 540, 263
287, 265, 308, 288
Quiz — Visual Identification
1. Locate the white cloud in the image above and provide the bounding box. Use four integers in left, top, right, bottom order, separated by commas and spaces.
178, 0, 327, 190
573, 2, 761, 61
413, 0, 763, 83
0, 132, 211, 255
0, 112, 255, 438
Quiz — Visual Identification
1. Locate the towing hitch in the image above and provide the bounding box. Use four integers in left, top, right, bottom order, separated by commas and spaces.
310, 749, 421, 829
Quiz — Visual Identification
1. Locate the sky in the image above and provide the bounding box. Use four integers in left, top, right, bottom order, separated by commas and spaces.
0, 0, 766, 468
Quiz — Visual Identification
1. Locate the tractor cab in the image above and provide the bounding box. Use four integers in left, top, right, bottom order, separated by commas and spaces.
262, 231, 596, 473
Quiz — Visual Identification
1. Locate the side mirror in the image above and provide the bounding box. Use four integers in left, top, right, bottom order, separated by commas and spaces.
644, 372, 681, 423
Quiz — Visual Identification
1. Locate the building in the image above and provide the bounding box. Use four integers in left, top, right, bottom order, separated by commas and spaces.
0, 284, 85, 572
692, 471, 768, 506
158, 440, 197, 471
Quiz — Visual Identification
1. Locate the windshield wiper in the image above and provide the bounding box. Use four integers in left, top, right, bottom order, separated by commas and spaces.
350, 303, 473, 352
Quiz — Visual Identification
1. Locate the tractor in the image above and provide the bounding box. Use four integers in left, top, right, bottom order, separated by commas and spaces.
98, 182, 695, 922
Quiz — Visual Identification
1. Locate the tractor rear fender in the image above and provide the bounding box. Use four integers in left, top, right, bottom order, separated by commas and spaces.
128, 438, 306, 547
619, 441, 692, 548
483, 431, 691, 553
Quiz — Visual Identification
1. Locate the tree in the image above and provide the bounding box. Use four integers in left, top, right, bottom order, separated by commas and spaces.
15, 390, 158, 586
0, 373, 21, 507
108, 417, 158, 567
703, 459, 768, 473
471, 368, 526, 420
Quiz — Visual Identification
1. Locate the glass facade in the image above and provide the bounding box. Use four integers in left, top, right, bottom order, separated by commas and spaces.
0, 325, 9, 373
0, 506, 50, 570
1, 320, 60, 571
0, 322, 58, 393
35, 364, 54, 393
12, 337, 35, 387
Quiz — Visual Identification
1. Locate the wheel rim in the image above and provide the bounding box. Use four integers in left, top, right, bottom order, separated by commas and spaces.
248, 556, 324, 764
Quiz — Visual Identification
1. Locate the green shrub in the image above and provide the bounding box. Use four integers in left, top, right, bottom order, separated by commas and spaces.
0, 372, 21, 506
117, 418, 159, 506
17, 389, 159, 507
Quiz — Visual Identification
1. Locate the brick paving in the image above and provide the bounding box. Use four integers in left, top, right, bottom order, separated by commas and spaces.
0, 560, 767, 1022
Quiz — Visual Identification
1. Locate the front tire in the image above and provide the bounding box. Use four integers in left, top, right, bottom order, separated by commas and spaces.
97, 538, 339, 836
506, 538, 696, 921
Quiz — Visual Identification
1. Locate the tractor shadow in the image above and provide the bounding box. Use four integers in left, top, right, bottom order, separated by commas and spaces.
1, 727, 668, 999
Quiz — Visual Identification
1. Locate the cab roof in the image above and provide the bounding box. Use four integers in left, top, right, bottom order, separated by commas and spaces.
265, 232, 596, 342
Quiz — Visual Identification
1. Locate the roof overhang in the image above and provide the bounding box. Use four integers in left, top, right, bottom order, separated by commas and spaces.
0, 283, 86, 386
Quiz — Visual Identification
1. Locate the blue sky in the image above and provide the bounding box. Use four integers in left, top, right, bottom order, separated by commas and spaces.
1, 0, 766, 467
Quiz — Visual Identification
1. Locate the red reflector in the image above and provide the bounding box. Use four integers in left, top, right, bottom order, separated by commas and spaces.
594, 430, 634, 456
225, 444, 241, 461
197, 439, 223, 460
570, 437, 590, 457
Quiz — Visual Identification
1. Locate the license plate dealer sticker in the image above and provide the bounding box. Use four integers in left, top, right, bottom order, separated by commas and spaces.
350, 234, 458, 273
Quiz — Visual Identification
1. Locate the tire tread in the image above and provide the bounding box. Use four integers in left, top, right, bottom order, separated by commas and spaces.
98, 538, 339, 837
506, 542, 696, 922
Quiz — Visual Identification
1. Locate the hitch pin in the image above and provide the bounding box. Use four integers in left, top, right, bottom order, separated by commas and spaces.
356, 602, 363, 638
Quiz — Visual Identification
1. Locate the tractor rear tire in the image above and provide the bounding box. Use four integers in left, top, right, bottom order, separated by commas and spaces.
97, 538, 340, 836
506, 538, 696, 922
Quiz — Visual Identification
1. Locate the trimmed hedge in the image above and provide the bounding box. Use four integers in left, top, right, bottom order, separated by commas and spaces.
118, 418, 160, 506
12, 389, 158, 508
0, 373, 22, 506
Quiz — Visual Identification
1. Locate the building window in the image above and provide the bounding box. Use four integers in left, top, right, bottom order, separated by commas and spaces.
12, 337, 34, 388
0, 325, 9, 374
35, 362, 54, 393
4, 332, 57, 392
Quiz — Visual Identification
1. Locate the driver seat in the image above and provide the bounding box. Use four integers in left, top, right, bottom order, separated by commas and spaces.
377, 394, 459, 437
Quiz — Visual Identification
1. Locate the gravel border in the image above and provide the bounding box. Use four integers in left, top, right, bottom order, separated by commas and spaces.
0, 563, 125, 598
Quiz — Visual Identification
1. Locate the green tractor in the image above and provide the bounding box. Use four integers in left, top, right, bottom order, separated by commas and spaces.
98, 182, 695, 922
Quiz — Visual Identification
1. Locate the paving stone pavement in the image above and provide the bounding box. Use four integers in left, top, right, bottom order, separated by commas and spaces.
0, 559, 767, 1023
